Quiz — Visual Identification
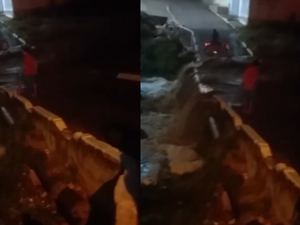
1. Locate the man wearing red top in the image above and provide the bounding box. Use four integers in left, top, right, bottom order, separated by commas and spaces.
18, 46, 38, 97
242, 59, 260, 113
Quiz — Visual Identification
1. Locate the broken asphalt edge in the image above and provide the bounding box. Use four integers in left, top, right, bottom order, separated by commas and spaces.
0, 17, 27, 46
207, 5, 253, 56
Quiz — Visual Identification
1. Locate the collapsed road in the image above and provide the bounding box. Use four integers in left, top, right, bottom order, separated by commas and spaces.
161, 0, 300, 174
141, 1, 300, 225
0, 87, 138, 225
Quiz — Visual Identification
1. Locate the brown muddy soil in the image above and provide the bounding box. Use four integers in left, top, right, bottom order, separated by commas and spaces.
140, 76, 238, 225
0, 149, 67, 225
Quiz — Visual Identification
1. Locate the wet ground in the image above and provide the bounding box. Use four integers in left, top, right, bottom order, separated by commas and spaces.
143, 0, 300, 173
140, 77, 239, 225
142, 0, 249, 104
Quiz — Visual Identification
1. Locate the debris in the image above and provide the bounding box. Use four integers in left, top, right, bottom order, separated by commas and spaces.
29, 169, 42, 187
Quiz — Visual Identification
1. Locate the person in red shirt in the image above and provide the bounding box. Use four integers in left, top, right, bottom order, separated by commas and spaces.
242, 59, 260, 113
18, 46, 38, 97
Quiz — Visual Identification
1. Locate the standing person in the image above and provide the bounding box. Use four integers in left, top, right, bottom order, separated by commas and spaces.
212, 29, 220, 45
18, 46, 38, 97
242, 59, 260, 113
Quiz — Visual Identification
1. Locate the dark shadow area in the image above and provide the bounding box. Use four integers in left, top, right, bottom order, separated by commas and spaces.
22, 213, 44, 225
87, 154, 138, 225
87, 172, 121, 225
235, 81, 300, 172
56, 187, 90, 225
141, 129, 148, 139
104, 121, 140, 162
121, 153, 139, 210
22, 0, 137, 18
140, 161, 223, 225
0, 0, 140, 146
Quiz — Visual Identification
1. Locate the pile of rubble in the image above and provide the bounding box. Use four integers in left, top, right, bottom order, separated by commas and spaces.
141, 11, 194, 80
140, 69, 268, 225
0, 145, 67, 224
0, 133, 90, 225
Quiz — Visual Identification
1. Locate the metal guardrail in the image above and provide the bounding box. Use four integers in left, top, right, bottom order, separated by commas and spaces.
166, 4, 213, 94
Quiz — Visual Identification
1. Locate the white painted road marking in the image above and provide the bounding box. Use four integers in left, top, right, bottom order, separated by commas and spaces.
166, 4, 214, 94
166, 5, 179, 24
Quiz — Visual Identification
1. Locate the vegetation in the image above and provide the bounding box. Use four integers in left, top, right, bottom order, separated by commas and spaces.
141, 12, 193, 80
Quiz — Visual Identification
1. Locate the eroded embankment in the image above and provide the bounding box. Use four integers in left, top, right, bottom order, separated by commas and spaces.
141, 62, 238, 225
0, 87, 138, 225
141, 62, 300, 225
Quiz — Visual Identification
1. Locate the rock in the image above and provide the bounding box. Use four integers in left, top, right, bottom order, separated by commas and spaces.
141, 78, 178, 113
28, 169, 42, 187
141, 141, 164, 185
55, 187, 90, 225
140, 129, 148, 139
220, 190, 232, 212
163, 144, 204, 175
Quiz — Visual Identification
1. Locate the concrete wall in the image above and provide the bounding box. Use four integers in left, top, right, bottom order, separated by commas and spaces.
248, 0, 300, 23
0, 87, 138, 225
204, 0, 229, 8
229, 0, 239, 17
214, 95, 300, 224
213, 0, 229, 8
238, 0, 249, 25
2, 0, 13, 17
179, 64, 300, 223
207, 0, 300, 24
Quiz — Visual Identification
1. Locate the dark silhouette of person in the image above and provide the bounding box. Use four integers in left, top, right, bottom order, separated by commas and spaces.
18, 46, 38, 97
212, 29, 220, 44
242, 59, 260, 113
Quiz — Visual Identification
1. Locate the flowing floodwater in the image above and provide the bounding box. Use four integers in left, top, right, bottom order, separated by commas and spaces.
141, 77, 204, 184
140, 75, 240, 225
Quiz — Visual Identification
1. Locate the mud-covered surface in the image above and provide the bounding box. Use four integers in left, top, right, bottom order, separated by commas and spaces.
140, 75, 293, 225
0, 144, 67, 225
0, 100, 91, 225
140, 75, 240, 225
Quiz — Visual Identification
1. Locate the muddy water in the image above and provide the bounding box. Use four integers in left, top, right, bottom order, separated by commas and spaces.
140, 76, 239, 225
